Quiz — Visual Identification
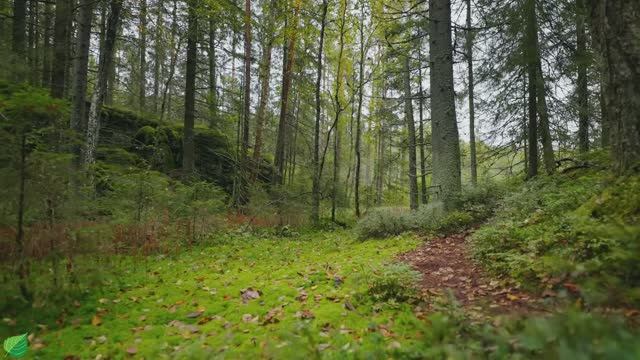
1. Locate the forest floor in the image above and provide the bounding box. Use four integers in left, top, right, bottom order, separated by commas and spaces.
398, 229, 548, 316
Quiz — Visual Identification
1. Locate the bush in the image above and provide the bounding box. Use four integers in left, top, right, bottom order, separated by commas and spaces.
355, 207, 417, 239
363, 263, 422, 302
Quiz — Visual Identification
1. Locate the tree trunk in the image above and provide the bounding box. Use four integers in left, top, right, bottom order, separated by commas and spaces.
403, 55, 419, 210
525, 0, 539, 178
273, 0, 301, 184
354, 1, 365, 217
182, 0, 198, 176
42, 2, 53, 87
12, 0, 26, 57
576, 0, 589, 152
417, 49, 428, 204
311, 0, 327, 225
588, 0, 640, 171
139, 0, 147, 112
51, 0, 72, 98
466, 0, 477, 186
70, 0, 93, 134
536, 60, 555, 174
208, 18, 217, 127
83, 0, 122, 165
152, 0, 163, 113
429, 0, 461, 208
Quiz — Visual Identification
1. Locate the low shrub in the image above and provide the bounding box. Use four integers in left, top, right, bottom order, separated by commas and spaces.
362, 262, 422, 302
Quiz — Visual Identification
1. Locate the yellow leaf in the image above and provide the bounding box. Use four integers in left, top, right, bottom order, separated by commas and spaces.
91, 315, 102, 326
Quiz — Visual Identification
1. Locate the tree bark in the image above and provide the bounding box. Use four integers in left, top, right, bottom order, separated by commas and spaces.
403, 55, 419, 210
70, 0, 93, 134
417, 49, 428, 204
208, 18, 217, 127
51, 0, 72, 98
536, 60, 555, 174
273, 0, 301, 184
152, 0, 163, 113
588, 0, 640, 172
41, 2, 53, 87
12, 0, 27, 57
83, 0, 122, 165
466, 0, 477, 186
525, 0, 538, 178
429, 0, 461, 208
182, 0, 198, 176
139, 0, 148, 112
354, 1, 365, 217
311, 0, 327, 225
577, 0, 589, 152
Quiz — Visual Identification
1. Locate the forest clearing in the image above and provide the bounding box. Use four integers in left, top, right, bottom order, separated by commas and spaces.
1, 0, 640, 358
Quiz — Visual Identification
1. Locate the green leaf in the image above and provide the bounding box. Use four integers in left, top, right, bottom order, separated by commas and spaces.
3, 333, 29, 359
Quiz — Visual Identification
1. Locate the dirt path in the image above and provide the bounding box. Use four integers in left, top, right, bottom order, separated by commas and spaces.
399, 229, 545, 314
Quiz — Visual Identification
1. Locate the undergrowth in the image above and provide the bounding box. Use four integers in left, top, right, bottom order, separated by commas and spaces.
472, 151, 640, 307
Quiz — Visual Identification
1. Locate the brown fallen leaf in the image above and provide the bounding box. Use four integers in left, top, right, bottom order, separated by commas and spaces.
296, 290, 308, 302
563, 282, 581, 294
186, 310, 204, 319
263, 307, 283, 325
91, 315, 102, 326
506, 293, 519, 301
344, 301, 355, 311
294, 310, 315, 320
241, 288, 261, 303
242, 314, 259, 323
126, 347, 137, 355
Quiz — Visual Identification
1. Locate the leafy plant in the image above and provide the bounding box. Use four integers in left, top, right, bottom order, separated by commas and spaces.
3, 333, 28, 358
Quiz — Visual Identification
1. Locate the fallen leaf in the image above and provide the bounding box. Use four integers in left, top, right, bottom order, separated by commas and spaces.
294, 310, 315, 320
563, 282, 580, 294
241, 288, 261, 303
91, 315, 102, 326
506, 293, 519, 301
344, 301, 355, 311
186, 310, 204, 319
263, 307, 283, 325
126, 347, 137, 355
242, 314, 259, 323
296, 290, 308, 302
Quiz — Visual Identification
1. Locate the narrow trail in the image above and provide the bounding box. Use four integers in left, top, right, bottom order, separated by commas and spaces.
399, 229, 547, 314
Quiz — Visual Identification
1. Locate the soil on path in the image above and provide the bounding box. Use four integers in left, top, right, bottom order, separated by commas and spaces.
398, 229, 545, 314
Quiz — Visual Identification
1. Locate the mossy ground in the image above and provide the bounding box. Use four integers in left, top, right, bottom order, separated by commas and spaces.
2, 230, 431, 359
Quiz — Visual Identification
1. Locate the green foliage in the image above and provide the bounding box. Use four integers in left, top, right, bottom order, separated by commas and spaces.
361, 262, 422, 302
356, 183, 503, 239
472, 156, 640, 306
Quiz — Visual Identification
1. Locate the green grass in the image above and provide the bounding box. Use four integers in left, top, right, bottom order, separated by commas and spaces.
2, 230, 430, 359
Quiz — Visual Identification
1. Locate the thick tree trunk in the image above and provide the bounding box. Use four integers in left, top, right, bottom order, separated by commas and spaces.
273, 0, 301, 184
466, 0, 477, 186
588, 0, 640, 172
311, 0, 327, 225
577, 0, 589, 152
51, 0, 72, 98
12, 0, 26, 57
403, 55, 419, 210
83, 0, 122, 165
70, 0, 93, 134
182, 0, 198, 176
536, 60, 555, 174
139, 0, 147, 111
429, 0, 461, 208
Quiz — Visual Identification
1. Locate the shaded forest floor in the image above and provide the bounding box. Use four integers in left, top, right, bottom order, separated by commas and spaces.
399, 229, 547, 315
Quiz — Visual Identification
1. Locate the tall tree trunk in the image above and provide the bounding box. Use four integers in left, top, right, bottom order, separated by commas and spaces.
182, 0, 198, 176
466, 0, 477, 186
208, 18, 217, 127
417, 51, 428, 204
139, 0, 147, 112
16, 133, 31, 301
588, 0, 640, 172
51, 0, 71, 98
235, 0, 251, 206
42, 2, 53, 87
525, 0, 539, 178
83, 0, 122, 165
330, 0, 347, 222
12, 0, 26, 58
577, 0, 589, 152
536, 60, 555, 174
429, 0, 461, 208
70, 0, 93, 134
273, 0, 301, 184
403, 55, 419, 210
311, 0, 327, 225
354, 1, 365, 217
152, 0, 163, 113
